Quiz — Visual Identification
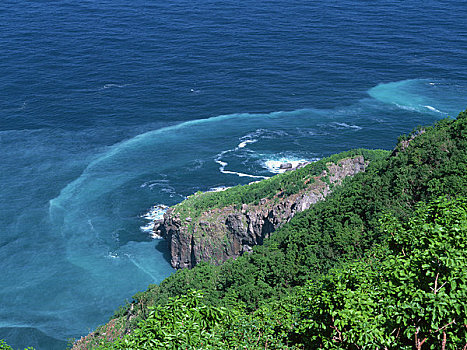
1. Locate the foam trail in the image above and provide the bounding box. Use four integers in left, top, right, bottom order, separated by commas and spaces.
424, 105, 442, 113
98, 83, 133, 90
367, 79, 449, 115
8, 78, 462, 345
48, 79, 462, 273
215, 159, 269, 179
49, 114, 239, 213
220, 168, 269, 179
49, 111, 282, 274
215, 160, 228, 168
213, 140, 268, 179
238, 139, 257, 148
263, 157, 319, 174
140, 204, 168, 237
124, 254, 158, 281
334, 122, 362, 130
209, 186, 231, 192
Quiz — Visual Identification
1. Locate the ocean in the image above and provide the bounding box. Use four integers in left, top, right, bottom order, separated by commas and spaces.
0, 0, 466, 348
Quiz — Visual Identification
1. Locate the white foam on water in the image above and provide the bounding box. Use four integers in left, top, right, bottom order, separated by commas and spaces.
106, 252, 119, 259
264, 160, 285, 173
212, 133, 272, 179
99, 83, 131, 90
18, 101, 27, 110
123, 253, 158, 281
209, 186, 231, 192
48, 110, 314, 227
44, 77, 460, 323
262, 157, 319, 174
395, 103, 418, 112
139, 222, 155, 234
215, 153, 269, 179
238, 139, 257, 148
333, 122, 362, 130
215, 159, 228, 168
10, 77, 463, 344
424, 105, 442, 113
139, 204, 168, 238
43, 85, 459, 275
139, 180, 169, 188
367, 79, 451, 115
220, 168, 269, 179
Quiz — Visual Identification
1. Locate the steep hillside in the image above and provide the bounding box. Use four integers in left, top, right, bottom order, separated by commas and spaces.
71, 110, 467, 349
157, 154, 371, 269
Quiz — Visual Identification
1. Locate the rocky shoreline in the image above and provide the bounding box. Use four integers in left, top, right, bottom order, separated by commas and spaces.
154, 156, 368, 269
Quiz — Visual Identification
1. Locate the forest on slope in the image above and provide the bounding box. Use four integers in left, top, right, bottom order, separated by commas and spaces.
158, 150, 382, 269
67, 110, 466, 349
3, 110, 467, 349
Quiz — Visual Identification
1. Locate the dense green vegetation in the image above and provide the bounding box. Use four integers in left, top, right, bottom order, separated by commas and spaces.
70, 109, 467, 349
85, 196, 467, 349
0, 341, 13, 350
295, 197, 467, 348
0, 339, 34, 350
129, 111, 467, 312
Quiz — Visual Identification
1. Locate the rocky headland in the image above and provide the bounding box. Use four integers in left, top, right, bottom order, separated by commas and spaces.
155, 156, 368, 269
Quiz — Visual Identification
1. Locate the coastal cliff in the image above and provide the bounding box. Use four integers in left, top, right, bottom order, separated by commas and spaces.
70, 111, 467, 350
155, 156, 368, 269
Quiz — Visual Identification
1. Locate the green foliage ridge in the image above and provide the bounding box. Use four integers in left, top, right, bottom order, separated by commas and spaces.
72, 110, 467, 349
173, 148, 388, 220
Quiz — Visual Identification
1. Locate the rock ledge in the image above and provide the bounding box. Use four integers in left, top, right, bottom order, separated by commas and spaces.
155, 156, 367, 269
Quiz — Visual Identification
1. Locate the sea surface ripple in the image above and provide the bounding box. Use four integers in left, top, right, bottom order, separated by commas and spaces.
0, 0, 466, 348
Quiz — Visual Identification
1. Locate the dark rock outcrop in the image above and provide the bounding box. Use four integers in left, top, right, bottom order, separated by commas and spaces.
156, 156, 368, 269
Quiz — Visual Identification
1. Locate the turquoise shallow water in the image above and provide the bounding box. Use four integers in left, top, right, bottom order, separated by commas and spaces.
0, 1, 466, 348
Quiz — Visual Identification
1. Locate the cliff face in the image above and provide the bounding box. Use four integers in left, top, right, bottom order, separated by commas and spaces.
156, 156, 368, 269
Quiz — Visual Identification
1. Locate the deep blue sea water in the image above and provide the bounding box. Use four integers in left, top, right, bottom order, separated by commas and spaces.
0, 0, 466, 348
